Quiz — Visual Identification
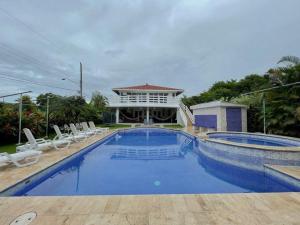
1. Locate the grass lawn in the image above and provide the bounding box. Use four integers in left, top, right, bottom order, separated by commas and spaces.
163, 124, 184, 129
96, 124, 131, 129
0, 143, 17, 154
0, 132, 56, 154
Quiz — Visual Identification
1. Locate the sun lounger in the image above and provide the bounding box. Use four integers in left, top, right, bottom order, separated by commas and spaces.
0, 150, 41, 167
81, 122, 97, 135
88, 121, 109, 133
53, 125, 86, 142
70, 123, 91, 137
23, 128, 70, 151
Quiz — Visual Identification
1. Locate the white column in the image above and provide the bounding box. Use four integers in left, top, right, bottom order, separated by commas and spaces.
116, 108, 119, 124
146, 107, 150, 124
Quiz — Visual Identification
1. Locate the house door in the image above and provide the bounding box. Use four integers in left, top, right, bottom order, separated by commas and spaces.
226, 108, 242, 131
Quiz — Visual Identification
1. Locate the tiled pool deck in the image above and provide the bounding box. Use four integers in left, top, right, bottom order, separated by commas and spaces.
1, 193, 300, 224
0, 128, 300, 225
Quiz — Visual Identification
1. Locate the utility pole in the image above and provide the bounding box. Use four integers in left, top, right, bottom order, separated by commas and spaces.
263, 98, 266, 134
46, 96, 50, 138
241, 81, 300, 134
1, 91, 32, 145
18, 93, 23, 145
80, 62, 83, 98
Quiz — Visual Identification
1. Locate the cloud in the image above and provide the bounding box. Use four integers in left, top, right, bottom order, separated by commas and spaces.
0, 0, 299, 100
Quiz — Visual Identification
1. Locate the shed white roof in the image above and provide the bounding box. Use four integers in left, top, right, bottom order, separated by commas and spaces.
190, 101, 248, 110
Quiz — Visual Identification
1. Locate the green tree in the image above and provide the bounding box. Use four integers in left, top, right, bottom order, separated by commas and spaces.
278, 56, 300, 66
183, 57, 300, 137
182, 74, 269, 107
90, 91, 107, 112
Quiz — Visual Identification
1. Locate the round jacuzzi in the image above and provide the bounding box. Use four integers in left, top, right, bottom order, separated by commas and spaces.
207, 132, 300, 147
199, 132, 300, 171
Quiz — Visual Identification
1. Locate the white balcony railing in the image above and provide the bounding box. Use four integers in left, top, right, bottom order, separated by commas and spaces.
179, 101, 195, 124
107, 95, 180, 108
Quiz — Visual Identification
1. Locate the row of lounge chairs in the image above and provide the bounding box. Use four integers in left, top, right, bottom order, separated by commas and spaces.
0, 121, 109, 168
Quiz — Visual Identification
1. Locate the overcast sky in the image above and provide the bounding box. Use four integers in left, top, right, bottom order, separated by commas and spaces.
0, 0, 300, 100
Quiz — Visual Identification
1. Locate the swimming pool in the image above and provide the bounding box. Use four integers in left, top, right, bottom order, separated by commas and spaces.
10, 129, 300, 196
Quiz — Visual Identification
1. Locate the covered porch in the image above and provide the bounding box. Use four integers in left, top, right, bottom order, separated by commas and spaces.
115, 107, 178, 124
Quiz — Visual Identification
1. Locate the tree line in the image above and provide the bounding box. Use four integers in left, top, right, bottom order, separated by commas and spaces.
182, 56, 300, 137
0, 92, 109, 144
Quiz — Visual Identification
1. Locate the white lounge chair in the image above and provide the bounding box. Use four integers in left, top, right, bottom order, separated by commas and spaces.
88, 121, 109, 133
16, 143, 31, 152
23, 128, 71, 151
70, 123, 91, 137
81, 122, 97, 135
53, 125, 86, 142
0, 150, 41, 167
63, 124, 71, 133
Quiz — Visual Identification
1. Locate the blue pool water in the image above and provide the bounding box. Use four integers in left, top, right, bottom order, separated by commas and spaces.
210, 135, 297, 147
13, 129, 299, 196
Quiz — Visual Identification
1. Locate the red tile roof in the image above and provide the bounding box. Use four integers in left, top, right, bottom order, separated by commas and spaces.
113, 84, 183, 91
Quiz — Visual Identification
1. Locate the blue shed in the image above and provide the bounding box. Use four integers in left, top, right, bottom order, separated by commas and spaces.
190, 101, 248, 132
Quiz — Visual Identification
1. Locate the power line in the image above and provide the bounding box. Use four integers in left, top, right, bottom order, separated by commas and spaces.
0, 7, 80, 64
0, 43, 74, 78
0, 7, 62, 50
0, 8, 96, 95
0, 91, 32, 98
0, 74, 78, 92
241, 82, 300, 96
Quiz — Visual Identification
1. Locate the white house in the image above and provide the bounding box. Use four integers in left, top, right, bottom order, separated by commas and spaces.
191, 101, 248, 132
107, 84, 192, 126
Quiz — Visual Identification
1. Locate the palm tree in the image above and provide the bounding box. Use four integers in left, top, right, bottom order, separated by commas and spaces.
277, 56, 300, 66
90, 91, 107, 111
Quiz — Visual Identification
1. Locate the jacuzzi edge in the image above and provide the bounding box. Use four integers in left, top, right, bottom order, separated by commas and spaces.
207, 131, 300, 142
204, 138, 300, 152
206, 131, 300, 151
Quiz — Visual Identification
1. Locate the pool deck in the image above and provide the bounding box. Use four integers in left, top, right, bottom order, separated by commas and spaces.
0, 127, 300, 224
1, 193, 300, 225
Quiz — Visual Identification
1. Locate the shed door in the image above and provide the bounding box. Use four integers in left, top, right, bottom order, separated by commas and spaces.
226, 107, 242, 131
194, 115, 217, 129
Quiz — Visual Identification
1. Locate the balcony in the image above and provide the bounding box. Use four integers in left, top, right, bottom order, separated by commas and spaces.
107, 95, 180, 108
